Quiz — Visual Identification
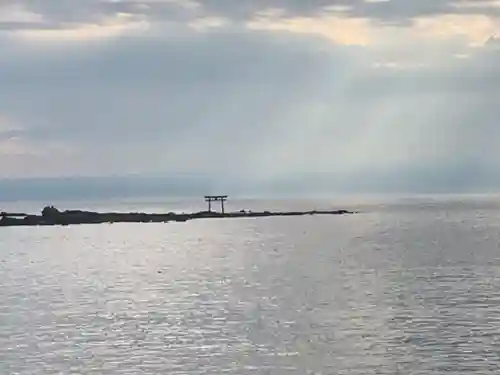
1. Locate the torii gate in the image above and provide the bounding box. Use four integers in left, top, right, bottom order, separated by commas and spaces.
204, 195, 228, 214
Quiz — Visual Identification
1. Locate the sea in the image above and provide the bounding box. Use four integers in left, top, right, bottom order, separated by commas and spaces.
2, 195, 500, 374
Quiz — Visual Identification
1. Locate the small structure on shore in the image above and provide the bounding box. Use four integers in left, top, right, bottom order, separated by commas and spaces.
204, 195, 228, 214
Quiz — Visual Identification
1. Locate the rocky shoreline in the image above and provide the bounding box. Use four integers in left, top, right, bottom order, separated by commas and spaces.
0, 206, 354, 227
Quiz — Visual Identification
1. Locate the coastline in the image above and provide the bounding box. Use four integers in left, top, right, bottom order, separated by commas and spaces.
0, 206, 354, 227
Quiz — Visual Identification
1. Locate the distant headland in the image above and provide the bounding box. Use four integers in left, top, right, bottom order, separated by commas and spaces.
0, 196, 354, 227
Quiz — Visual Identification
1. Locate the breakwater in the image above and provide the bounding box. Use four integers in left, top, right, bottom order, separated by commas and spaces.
0, 206, 354, 227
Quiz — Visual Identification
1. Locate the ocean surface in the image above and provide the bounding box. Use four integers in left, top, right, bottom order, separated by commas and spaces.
2, 195, 500, 374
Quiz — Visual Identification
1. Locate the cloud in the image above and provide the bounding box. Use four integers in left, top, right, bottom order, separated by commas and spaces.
12, 13, 150, 42
247, 13, 375, 46
0, 115, 22, 133
3, 0, 500, 33
187, 16, 230, 31
1, 28, 499, 182
0, 1, 500, 194
0, 0, 498, 53
0, 29, 349, 178
0, 3, 43, 24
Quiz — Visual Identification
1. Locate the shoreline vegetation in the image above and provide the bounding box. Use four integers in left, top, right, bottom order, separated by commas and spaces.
0, 206, 354, 227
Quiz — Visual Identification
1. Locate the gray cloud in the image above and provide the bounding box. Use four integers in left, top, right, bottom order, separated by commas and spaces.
1, 26, 500, 188
196, 0, 456, 23
0, 30, 354, 178
1, 1, 500, 194
2, 0, 500, 32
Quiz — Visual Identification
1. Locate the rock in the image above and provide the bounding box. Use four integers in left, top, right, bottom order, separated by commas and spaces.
42, 206, 60, 218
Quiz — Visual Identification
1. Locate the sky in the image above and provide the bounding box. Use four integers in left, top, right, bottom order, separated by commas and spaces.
1, 0, 500, 196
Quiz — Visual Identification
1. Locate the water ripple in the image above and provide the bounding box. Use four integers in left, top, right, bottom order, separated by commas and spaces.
1, 208, 500, 373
